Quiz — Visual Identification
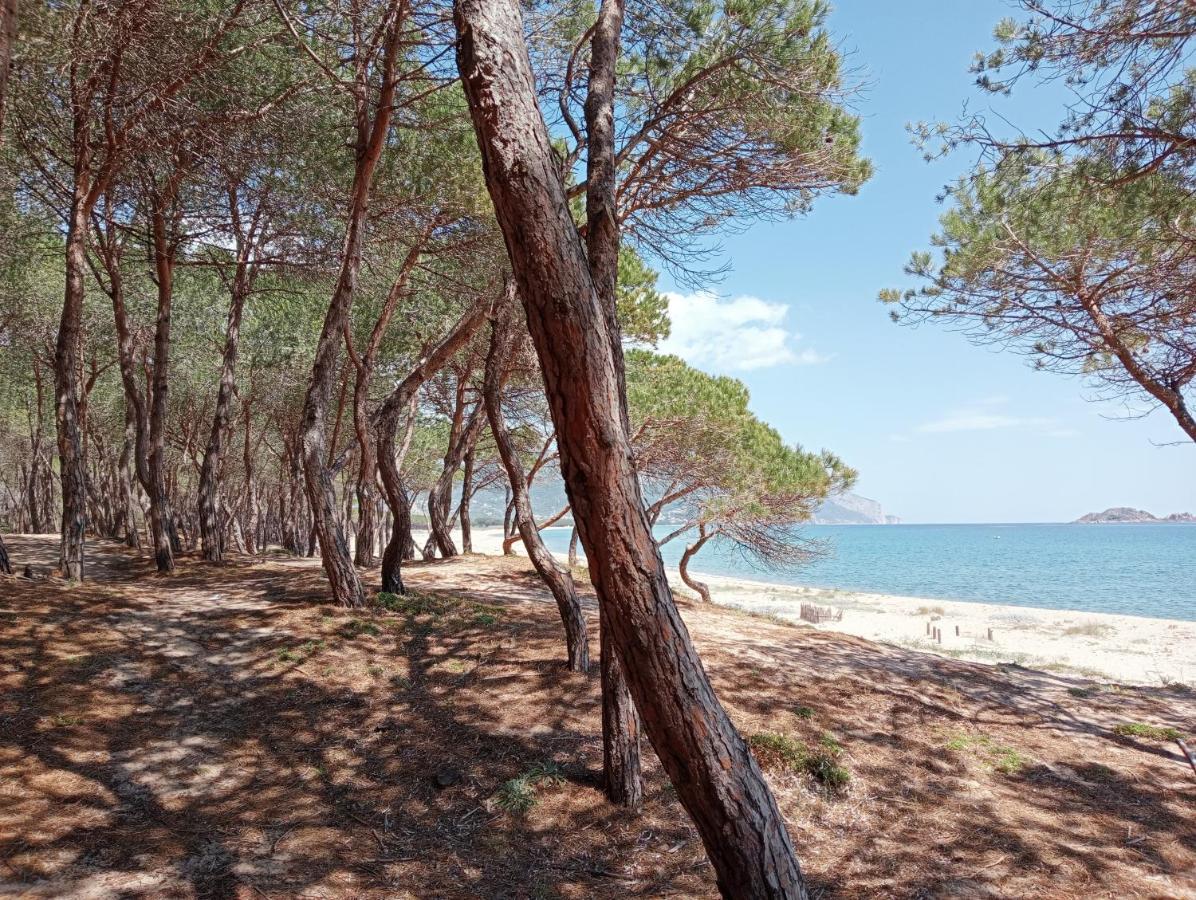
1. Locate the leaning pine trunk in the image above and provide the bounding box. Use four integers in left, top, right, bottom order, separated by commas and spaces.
583, 0, 645, 809
483, 303, 589, 672
454, 1, 811, 893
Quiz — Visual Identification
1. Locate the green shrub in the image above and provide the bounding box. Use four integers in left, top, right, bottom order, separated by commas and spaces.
805, 751, 851, 789
749, 732, 806, 771
945, 732, 1028, 775
492, 762, 565, 814
749, 732, 850, 791
1113, 722, 1182, 741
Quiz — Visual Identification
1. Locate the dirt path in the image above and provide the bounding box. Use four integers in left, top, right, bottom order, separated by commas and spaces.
1, 536, 1194, 899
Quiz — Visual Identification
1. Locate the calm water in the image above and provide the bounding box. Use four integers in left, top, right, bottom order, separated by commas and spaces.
540, 523, 1196, 622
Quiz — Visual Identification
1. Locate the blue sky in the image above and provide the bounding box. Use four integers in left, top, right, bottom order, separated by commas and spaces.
653, 0, 1196, 524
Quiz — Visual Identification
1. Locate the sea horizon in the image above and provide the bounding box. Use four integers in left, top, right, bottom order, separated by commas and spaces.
538, 522, 1196, 623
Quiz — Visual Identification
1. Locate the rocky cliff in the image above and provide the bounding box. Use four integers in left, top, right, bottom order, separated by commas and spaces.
813, 492, 900, 525
1074, 507, 1195, 523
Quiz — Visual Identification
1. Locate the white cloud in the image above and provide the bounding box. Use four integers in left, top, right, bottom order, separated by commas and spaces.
916, 413, 1055, 434
913, 395, 1081, 437
657, 291, 826, 373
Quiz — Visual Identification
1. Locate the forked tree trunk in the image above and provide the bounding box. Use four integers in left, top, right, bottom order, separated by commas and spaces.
98, 207, 173, 567
483, 304, 590, 672
428, 379, 483, 558
301, 5, 403, 607
454, 2, 810, 894
375, 300, 490, 590
349, 243, 423, 567
199, 184, 262, 563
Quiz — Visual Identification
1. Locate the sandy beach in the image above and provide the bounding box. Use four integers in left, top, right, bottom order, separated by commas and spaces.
459, 526, 1196, 687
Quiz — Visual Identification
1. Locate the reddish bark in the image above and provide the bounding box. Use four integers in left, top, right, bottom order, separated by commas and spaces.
483, 302, 590, 672
453, 0, 811, 893
299, 0, 405, 607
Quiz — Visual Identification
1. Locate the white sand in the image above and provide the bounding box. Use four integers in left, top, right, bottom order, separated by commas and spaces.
454, 526, 1196, 687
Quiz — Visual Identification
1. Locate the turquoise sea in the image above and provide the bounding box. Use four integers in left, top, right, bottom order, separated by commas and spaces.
539, 523, 1196, 622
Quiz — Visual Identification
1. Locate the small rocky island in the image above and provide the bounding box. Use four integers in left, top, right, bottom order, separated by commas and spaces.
1075, 507, 1195, 523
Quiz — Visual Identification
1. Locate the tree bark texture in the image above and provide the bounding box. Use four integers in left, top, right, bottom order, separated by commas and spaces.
483, 302, 590, 672
376, 300, 490, 591
453, 1, 810, 894
56, 187, 90, 580
584, 0, 643, 810
300, 9, 403, 607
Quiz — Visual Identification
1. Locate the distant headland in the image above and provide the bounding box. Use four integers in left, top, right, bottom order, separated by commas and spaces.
1074, 507, 1196, 524
814, 492, 901, 525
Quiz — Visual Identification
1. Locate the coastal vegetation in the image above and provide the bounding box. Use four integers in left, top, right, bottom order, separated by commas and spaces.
885, 0, 1196, 445
0, 0, 1193, 897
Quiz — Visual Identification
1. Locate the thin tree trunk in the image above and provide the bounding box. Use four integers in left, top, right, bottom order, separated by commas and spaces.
0, 530, 11, 575
483, 302, 589, 672
376, 300, 490, 590
679, 527, 713, 603
146, 197, 179, 573
601, 603, 641, 806
567, 525, 579, 567
27, 359, 45, 533
55, 185, 90, 580
584, 0, 643, 810
198, 280, 250, 561
459, 446, 475, 553
0, 0, 15, 140
428, 377, 483, 558
242, 404, 258, 555
300, 4, 404, 607
453, 3, 811, 893
119, 402, 139, 548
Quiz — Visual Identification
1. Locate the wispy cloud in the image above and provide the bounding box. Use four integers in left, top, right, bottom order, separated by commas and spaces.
903, 397, 1080, 439
658, 291, 828, 373
916, 413, 1054, 434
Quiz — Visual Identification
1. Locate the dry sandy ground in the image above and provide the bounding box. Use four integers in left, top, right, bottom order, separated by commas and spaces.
1, 534, 1195, 899
464, 527, 1196, 687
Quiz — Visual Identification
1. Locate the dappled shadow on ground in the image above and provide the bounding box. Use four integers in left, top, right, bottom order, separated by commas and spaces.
0, 537, 1193, 898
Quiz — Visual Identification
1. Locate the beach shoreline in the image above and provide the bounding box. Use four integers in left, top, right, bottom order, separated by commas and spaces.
458, 526, 1196, 687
